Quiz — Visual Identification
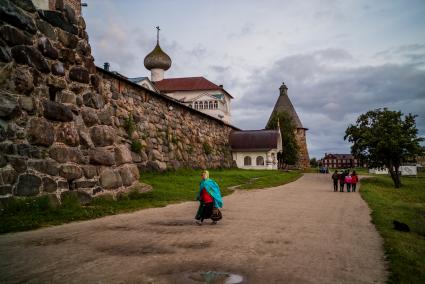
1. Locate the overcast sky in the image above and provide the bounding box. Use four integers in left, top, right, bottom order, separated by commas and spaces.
83, 0, 425, 159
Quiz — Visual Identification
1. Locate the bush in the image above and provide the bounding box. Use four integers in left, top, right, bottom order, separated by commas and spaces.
123, 114, 136, 136
131, 140, 143, 153
203, 143, 212, 155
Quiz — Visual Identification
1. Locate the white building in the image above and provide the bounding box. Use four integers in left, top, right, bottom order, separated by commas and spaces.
131, 28, 233, 123
230, 130, 282, 170
154, 77, 232, 123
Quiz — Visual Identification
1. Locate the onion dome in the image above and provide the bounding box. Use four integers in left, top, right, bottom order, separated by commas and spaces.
144, 43, 172, 71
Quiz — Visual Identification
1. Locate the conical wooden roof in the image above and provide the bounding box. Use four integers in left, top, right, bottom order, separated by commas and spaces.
267, 83, 305, 129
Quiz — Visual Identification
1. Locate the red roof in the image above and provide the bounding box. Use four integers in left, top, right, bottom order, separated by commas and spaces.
154, 77, 233, 98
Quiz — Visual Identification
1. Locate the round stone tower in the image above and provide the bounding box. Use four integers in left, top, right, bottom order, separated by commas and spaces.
267, 82, 310, 169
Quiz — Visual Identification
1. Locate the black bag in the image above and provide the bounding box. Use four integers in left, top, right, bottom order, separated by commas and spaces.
211, 207, 222, 221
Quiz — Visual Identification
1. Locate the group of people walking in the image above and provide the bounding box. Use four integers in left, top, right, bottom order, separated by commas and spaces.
331, 170, 358, 192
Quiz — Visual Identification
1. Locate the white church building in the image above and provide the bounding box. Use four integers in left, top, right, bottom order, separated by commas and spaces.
130, 28, 232, 123
230, 129, 282, 170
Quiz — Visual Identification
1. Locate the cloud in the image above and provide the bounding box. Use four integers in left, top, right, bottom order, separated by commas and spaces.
232, 48, 425, 158
374, 44, 425, 67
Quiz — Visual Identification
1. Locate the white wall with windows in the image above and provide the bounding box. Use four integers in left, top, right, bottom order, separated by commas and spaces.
164, 89, 231, 123
232, 150, 279, 170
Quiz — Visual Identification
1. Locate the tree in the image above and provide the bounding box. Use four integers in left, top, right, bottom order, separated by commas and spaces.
267, 111, 299, 169
344, 108, 423, 188
310, 157, 318, 168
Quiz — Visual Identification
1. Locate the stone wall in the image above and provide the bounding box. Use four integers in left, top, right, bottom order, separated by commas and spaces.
0, 0, 236, 200
97, 69, 235, 172
295, 129, 310, 169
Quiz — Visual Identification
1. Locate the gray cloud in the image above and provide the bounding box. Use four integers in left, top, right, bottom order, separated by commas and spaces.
233, 48, 425, 158
374, 44, 425, 67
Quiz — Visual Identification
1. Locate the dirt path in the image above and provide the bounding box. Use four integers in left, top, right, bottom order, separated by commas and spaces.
0, 174, 387, 283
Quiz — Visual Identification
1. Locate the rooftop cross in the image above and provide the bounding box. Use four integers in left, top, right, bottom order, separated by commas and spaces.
156, 26, 160, 44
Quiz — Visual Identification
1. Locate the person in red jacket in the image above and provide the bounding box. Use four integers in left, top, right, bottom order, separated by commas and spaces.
195, 170, 223, 225
351, 170, 359, 192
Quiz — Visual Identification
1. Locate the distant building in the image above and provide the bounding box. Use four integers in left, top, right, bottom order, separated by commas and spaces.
321, 153, 360, 168
230, 130, 282, 170
415, 146, 425, 166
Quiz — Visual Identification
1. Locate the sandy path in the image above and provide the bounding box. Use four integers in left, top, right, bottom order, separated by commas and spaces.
0, 174, 387, 283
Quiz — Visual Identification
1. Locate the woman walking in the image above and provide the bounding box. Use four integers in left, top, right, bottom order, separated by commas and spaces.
351, 171, 359, 192
195, 170, 223, 225
345, 172, 352, 192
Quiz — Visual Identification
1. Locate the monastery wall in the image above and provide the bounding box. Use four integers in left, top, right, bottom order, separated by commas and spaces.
295, 129, 310, 169
0, 0, 235, 201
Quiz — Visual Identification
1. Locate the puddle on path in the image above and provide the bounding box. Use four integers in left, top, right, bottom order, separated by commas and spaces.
186, 271, 243, 284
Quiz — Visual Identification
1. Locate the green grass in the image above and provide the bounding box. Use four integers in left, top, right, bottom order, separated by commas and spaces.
303, 167, 370, 175
360, 175, 425, 283
0, 168, 301, 234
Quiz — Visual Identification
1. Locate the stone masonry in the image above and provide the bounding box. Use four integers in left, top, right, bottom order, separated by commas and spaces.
0, 0, 236, 201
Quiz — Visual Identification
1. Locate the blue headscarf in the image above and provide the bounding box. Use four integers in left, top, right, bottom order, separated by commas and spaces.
198, 171, 223, 208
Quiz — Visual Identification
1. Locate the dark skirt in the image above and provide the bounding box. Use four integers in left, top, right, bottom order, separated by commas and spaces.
195, 202, 214, 221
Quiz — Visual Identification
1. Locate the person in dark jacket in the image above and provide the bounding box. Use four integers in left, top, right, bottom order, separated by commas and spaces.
339, 170, 346, 192
331, 170, 339, 192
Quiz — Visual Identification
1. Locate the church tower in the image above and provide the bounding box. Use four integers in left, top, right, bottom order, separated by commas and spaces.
267, 82, 310, 169
144, 27, 172, 82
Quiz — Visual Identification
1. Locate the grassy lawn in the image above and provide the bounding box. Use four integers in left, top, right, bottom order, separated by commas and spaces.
360, 174, 425, 283
303, 167, 370, 175
0, 168, 301, 234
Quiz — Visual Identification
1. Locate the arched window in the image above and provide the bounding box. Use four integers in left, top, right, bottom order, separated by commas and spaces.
199, 101, 203, 109
209, 101, 213, 109
256, 156, 264, 166
214, 101, 218, 109
194, 102, 198, 109
244, 156, 252, 166
204, 101, 208, 109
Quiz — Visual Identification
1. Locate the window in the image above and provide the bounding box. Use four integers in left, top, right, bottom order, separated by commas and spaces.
209, 101, 213, 109
199, 101, 203, 109
256, 156, 264, 166
194, 102, 198, 109
244, 156, 252, 166
203, 101, 208, 109
214, 101, 218, 109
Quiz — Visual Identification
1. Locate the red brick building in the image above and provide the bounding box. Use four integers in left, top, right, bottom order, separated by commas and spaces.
320, 153, 360, 169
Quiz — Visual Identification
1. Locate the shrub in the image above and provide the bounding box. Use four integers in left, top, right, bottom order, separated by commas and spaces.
203, 143, 212, 155
131, 140, 143, 154
123, 114, 136, 136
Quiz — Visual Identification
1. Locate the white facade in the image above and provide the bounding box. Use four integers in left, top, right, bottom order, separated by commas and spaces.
165, 89, 232, 123
232, 150, 279, 170
231, 129, 283, 170
369, 166, 418, 176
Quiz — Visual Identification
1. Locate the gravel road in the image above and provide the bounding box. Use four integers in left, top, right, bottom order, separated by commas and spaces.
0, 173, 387, 283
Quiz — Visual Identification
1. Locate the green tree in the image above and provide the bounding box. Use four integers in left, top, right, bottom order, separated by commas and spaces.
310, 157, 318, 168
267, 111, 299, 169
344, 108, 423, 188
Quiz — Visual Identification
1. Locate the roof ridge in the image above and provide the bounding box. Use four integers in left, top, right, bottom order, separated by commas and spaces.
161, 76, 206, 80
